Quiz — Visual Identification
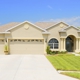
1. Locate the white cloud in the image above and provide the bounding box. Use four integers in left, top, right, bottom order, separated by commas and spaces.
42, 17, 80, 27
47, 5, 53, 9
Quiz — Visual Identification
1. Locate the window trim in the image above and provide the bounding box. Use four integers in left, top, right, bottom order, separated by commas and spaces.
48, 38, 59, 49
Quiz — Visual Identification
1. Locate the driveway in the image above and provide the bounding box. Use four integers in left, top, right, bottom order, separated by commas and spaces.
0, 55, 77, 80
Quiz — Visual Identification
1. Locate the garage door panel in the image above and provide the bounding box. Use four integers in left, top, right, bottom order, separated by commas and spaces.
9, 39, 44, 54
0, 40, 4, 54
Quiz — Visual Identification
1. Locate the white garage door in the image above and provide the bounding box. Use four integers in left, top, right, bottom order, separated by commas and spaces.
0, 39, 4, 55
9, 39, 44, 55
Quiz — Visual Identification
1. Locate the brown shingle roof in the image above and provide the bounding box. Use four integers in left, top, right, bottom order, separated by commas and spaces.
35, 22, 57, 29
0, 22, 20, 32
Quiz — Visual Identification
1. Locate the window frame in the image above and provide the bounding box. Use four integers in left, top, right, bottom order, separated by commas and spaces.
48, 38, 59, 49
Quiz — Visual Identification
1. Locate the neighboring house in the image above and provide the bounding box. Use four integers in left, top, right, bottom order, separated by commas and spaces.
0, 21, 80, 55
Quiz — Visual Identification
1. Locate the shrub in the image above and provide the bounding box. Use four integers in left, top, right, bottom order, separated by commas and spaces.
4, 45, 8, 52
52, 51, 59, 54
58, 51, 67, 54
46, 46, 51, 54
77, 52, 80, 54
46, 46, 67, 55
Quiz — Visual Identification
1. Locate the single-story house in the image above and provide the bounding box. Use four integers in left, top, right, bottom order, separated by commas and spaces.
0, 21, 80, 55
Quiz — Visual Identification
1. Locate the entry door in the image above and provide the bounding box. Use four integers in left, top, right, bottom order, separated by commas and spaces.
66, 37, 73, 52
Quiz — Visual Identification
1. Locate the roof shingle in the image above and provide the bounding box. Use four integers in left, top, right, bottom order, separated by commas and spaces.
35, 22, 57, 29
0, 22, 20, 32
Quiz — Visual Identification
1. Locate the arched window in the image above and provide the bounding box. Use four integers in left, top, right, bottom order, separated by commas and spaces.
48, 38, 59, 49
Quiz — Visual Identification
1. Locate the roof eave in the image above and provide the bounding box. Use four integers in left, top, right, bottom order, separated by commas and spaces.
59, 31, 66, 32
0, 32, 10, 34
64, 26, 79, 30
5, 21, 46, 32
45, 22, 69, 30
42, 32, 50, 34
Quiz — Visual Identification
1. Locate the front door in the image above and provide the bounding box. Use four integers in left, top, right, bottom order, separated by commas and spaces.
66, 37, 73, 52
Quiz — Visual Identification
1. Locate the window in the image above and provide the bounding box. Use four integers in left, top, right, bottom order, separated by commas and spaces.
35, 40, 38, 42
14, 39, 17, 41
10, 40, 13, 42
31, 40, 34, 42
18, 39, 21, 41
48, 38, 59, 49
28, 40, 30, 42
2, 40, 4, 42
23, 40, 25, 42
40, 40, 42, 42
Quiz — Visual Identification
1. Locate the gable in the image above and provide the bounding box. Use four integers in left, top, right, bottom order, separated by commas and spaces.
64, 26, 79, 31
66, 27, 78, 32
47, 23, 68, 41
8, 22, 44, 38
46, 22, 69, 30
6, 21, 45, 32
65, 27, 79, 37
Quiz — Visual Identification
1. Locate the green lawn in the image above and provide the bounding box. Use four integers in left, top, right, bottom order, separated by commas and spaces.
46, 54, 80, 71
61, 72, 80, 79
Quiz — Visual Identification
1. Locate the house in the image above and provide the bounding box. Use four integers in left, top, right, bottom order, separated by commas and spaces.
0, 21, 80, 55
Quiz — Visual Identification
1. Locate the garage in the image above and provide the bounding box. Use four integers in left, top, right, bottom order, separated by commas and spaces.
9, 39, 44, 55
0, 39, 4, 55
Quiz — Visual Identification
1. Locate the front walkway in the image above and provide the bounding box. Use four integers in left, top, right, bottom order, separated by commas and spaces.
0, 55, 78, 80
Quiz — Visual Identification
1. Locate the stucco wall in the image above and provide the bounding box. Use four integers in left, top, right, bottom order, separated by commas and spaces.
47, 23, 68, 41
46, 23, 68, 50
66, 27, 78, 38
0, 34, 5, 39
7, 23, 44, 39
60, 27, 80, 38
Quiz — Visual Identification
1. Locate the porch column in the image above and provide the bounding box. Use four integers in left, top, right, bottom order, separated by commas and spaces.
60, 38, 63, 51
63, 38, 66, 51
76, 38, 79, 52
79, 38, 80, 50
60, 38, 66, 51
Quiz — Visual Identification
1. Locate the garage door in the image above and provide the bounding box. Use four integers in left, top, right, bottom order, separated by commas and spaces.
9, 39, 44, 55
0, 39, 4, 55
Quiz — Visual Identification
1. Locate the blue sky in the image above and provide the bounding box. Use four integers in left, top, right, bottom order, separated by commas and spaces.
0, 0, 80, 26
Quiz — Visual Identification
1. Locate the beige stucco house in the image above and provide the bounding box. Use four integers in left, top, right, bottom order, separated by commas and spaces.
0, 21, 80, 55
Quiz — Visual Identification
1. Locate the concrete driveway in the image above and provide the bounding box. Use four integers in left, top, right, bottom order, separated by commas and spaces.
0, 55, 78, 80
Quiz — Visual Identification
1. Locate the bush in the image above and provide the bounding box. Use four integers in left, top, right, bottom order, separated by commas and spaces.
46, 46, 67, 55
46, 46, 51, 54
4, 45, 8, 52
52, 51, 59, 54
59, 51, 67, 54
77, 52, 80, 54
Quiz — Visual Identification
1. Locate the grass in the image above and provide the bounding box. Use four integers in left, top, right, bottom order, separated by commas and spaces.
61, 72, 80, 79
46, 54, 80, 71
